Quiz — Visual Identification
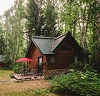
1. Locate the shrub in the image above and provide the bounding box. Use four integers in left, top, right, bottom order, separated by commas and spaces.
13, 64, 20, 73
50, 69, 100, 96
10, 72, 14, 78
69, 61, 94, 72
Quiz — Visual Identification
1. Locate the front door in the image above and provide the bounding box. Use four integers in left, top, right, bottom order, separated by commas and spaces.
38, 57, 43, 73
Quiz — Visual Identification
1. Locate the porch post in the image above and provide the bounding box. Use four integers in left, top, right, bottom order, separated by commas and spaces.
44, 56, 48, 76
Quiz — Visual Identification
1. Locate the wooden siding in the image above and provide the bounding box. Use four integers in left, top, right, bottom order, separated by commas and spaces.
28, 37, 84, 76
29, 43, 42, 69
43, 55, 48, 75
46, 40, 83, 70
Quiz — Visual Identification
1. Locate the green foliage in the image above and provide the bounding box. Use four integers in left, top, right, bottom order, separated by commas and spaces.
43, 3, 58, 36
2, 0, 27, 67
44, 75, 54, 80
39, 62, 45, 66
25, 0, 59, 38
0, 22, 6, 54
0, 36, 6, 55
10, 72, 14, 78
61, 1, 79, 32
25, 0, 44, 38
69, 61, 94, 72
13, 64, 20, 73
50, 69, 100, 96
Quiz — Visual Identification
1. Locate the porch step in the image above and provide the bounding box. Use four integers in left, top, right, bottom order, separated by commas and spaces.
13, 74, 44, 80
31, 76, 44, 80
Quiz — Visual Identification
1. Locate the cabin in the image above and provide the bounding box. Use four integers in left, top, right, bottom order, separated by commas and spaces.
26, 32, 89, 76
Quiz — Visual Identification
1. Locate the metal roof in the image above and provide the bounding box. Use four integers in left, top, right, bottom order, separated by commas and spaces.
32, 36, 55, 54
51, 33, 67, 51
28, 32, 88, 55
51, 32, 84, 52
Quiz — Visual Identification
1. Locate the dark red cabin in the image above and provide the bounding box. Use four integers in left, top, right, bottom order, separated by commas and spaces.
26, 32, 89, 76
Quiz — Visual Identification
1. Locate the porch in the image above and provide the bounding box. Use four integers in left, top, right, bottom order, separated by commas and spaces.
14, 73, 44, 80
13, 68, 68, 80
13, 68, 44, 80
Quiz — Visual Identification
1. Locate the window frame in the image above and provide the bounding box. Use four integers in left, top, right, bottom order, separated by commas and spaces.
49, 56, 56, 64
70, 55, 78, 63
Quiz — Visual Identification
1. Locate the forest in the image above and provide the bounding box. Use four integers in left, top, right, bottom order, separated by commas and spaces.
0, 0, 100, 71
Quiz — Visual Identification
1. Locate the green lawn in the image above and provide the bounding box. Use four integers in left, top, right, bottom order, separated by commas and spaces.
0, 69, 12, 80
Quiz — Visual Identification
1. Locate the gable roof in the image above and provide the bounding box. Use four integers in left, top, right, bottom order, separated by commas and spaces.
51, 32, 83, 52
26, 32, 88, 56
51, 33, 66, 51
32, 36, 55, 55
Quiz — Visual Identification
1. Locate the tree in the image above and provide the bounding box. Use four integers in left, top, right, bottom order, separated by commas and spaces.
25, 0, 59, 44
0, 22, 6, 55
2, 0, 27, 66
25, 0, 44, 44
88, 0, 100, 70
60, 0, 89, 48
42, 0, 59, 36
60, 0, 100, 70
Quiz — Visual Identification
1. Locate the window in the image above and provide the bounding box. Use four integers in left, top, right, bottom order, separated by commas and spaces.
49, 56, 56, 64
70, 56, 78, 63
61, 44, 72, 50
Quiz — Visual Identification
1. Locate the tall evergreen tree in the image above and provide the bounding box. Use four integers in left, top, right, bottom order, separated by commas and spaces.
42, 1, 58, 36
25, 0, 44, 44
25, 0, 59, 43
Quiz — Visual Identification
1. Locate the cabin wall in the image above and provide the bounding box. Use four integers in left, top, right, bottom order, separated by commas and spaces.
44, 40, 84, 76
29, 44, 42, 69
47, 40, 83, 70
28, 43, 50, 75
47, 52, 79, 70
28, 38, 84, 76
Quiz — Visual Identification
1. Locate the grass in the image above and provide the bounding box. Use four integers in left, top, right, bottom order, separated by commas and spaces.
0, 69, 12, 80
0, 69, 58, 96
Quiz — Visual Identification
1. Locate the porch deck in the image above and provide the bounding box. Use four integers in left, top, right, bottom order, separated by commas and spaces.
14, 74, 44, 80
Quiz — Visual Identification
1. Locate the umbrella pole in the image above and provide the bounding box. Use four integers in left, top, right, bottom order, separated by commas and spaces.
23, 63, 25, 75
27, 62, 28, 69
26, 62, 29, 74
21, 63, 23, 74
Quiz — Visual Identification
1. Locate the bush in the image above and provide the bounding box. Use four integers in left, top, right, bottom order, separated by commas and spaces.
50, 69, 100, 96
10, 72, 14, 78
13, 64, 20, 73
69, 61, 94, 72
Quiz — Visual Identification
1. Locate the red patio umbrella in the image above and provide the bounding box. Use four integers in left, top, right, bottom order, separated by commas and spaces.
15, 58, 33, 75
15, 57, 33, 62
